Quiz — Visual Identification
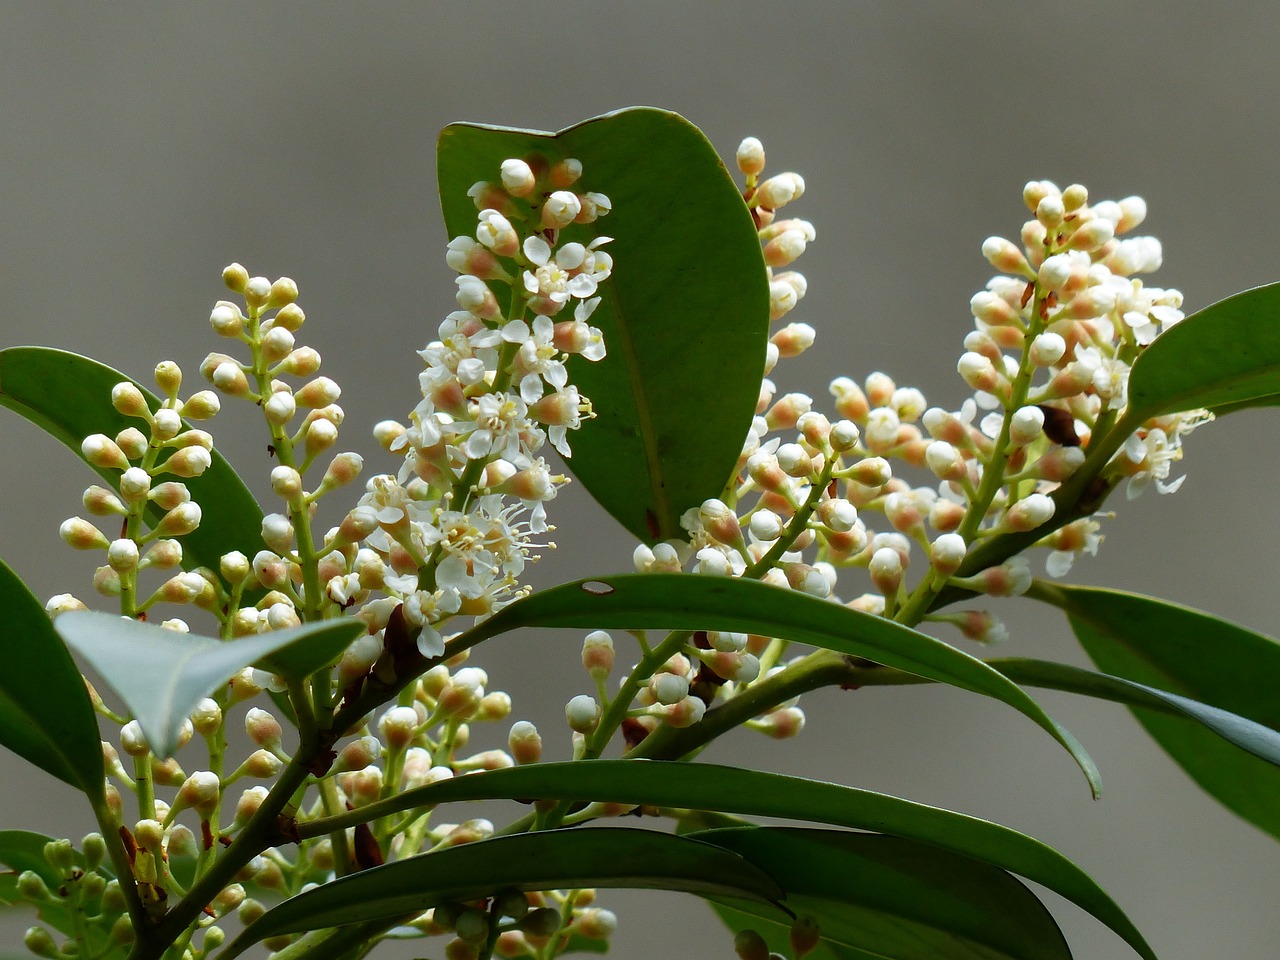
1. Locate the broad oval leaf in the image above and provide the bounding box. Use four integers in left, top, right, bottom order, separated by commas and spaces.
458, 574, 1101, 796
223, 829, 784, 959
438, 108, 770, 542
301, 760, 1153, 960
698, 828, 1070, 960
1127, 282, 1280, 420
0, 346, 264, 575
54, 610, 363, 757
0, 558, 103, 796
991, 657, 1280, 767
1052, 585, 1280, 840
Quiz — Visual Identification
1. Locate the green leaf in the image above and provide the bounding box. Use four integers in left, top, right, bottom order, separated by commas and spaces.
438, 108, 770, 542
53, 610, 363, 757
316, 760, 1152, 960
0, 559, 103, 796
1126, 282, 1280, 419
0, 346, 264, 574
460, 573, 1100, 796
224, 829, 784, 959
1053, 585, 1280, 840
698, 828, 1070, 960
991, 657, 1280, 767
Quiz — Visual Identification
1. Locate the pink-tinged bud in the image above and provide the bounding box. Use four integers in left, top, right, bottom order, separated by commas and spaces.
508, 720, 543, 765
176, 770, 221, 818
210, 301, 244, 337
110, 381, 149, 419
769, 278, 800, 320
161, 446, 212, 479
499, 159, 537, 197
845, 455, 892, 488
541, 190, 582, 229
455, 275, 501, 319
269, 466, 303, 501
82, 484, 126, 516
145, 484, 188, 515
261, 325, 295, 365
93, 565, 122, 597
200, 351, 236, 381
981, 236, 1030, 275
251, 550, 289, 591
180, 390, 220, 421
763, 228, 808, 267
190, 698, 222, 737
1008, 406, 1045, 446
294, 376, 341, 408
106, 538, 139, 572
153, 361, 182, 397
212, 361, 251, 397
158, 571, 206, 605
771, 321, 816, 359
340, 765, 383, 807
60, 517, 108, 550
548, 157, 582, 189
243, 275, 272, 309
970, 290, 1019, 326
736, 137, 765, 176
883, 493, 925, 539
46, 594, 88, 617
955, 610, 1008, 644
756, 172, 804, 209
1033, 446, 1085, 482
477, 691, 512, 722
319, 452, 362, 490
650, 671, 690, 706
815, 497, 857, 533
998, 496, 1049, 535
263, 390, 297, 426
82, 434, 130, 471
155, 501, 202, 537
1066, 217, 1115, 253
930, 533, 967, 577
1036, 194, 1066, 228
960, 558, 1032, 597
267, 277, 298, 310
869, 547, 904, 596
923, 441, 966, 482
245, 707, 283, 751
378, 706, 421, 751
829, 376, 870, 422
440, 818, 495, 848
120, 720, 150, 757
765, 391, 812, 431
957, 352, 1000, 392
1037, 253, 1074, 292
331, 735, 382, 776
577, 629, 616, 681
565, 694, 600, 733
243, 749, 282, 779
278, 346, 322, 378
577, 908, 618, 941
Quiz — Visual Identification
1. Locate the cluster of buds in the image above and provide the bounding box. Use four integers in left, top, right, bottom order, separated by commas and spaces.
203, 268, 365, 630
412, 887, 616, 960
20, 836, 135, 957
629, 154, 1210, 746
52, 361, 222, 620
332, 155, 611, 659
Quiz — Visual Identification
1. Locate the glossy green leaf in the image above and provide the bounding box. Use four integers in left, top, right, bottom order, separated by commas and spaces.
54, 610, 363, 757
0, 346, 264, 574
459, 573, 1100, 795
1126, 282, 1280, 420
1054, 585, 1280, 840
0, 559, 103, 796
991, 657, 1280, 767
224, 829, 784, 959
309, 760, 1152, 960
438, 108, 770, 542
699, 828, 1070, 960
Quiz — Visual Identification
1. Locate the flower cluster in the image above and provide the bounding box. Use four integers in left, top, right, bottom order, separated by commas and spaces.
51, 361, 221, 622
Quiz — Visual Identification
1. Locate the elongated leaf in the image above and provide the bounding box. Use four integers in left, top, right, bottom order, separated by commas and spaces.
54, 610, 363, 757
0, 346, 264, 573
1053, 585, 1280, 840
0, 559, 103, 796
699, 828, 1070, 960
458, 573, 1100, 795
304, 760, 1152, 960
1126, 282, 1280, 420
224, 829, 784, 959
438, 108, 769, 542
991, 657, 1280, 767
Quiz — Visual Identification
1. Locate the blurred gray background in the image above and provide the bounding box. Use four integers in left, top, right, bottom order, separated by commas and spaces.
1, 3, 1276, 958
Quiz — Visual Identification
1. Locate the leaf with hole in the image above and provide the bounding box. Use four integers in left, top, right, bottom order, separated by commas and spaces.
54, 610, 363, 758
456, 573, 1100, 796
438, 108, 770, 542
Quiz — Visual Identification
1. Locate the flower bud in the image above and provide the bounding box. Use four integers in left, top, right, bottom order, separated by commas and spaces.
245, 707, 283, 752
930, 533, 967, 577
508, 720, 542, 765
60, 518, 108, 550
176, 771, 221, 818
81, 434, 129, 471
869, 547, 904, 596
565, 694, 600, 733
541, 191, 582, 229
1001, 493, 1055, 532
161, 446, 212, 479
736, 137, 765, 176
581, 631, 616, 680
499, 158, 536, 197
210, 301, 244, 337
106, 538, 139, 572
155, 502, 202, 537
